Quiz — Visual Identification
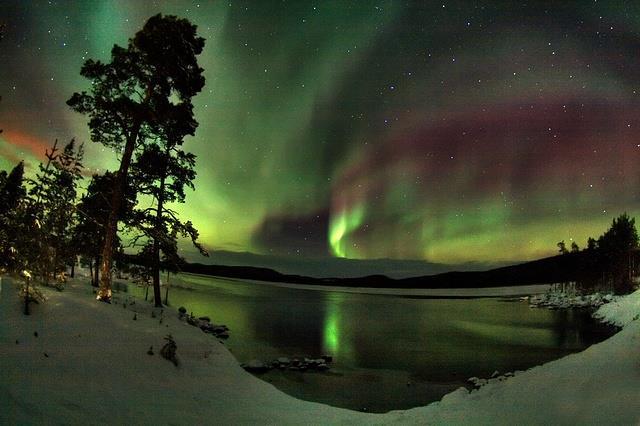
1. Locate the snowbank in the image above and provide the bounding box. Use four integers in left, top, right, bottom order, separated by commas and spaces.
594, 288, 640, 327
1, 278, 639, 425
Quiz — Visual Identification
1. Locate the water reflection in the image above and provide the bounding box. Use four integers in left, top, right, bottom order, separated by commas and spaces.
322, 294, 340, 356
127, 274, 616, 411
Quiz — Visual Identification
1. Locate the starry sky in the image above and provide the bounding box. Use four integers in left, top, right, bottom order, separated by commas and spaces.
2, 1, 640, 270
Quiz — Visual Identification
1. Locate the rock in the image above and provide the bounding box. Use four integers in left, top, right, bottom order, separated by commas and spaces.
200, 322, 214, 332
277, 357, 291, 365
244, 359, 269, 373
321, 355, 333, 363
316, 363, 329, 371
490, 370, 500, 378
147, 346, 154, 355
217, 331, 229, 339
199, 316, 211, 322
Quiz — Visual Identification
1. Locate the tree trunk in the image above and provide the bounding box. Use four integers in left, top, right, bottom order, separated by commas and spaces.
97, 124, 140, 302
88, 260, 94, 286
152, 173, 166, 307
164, 271, 170, 306
94, 256, 100, 288
70, 260, 75, 278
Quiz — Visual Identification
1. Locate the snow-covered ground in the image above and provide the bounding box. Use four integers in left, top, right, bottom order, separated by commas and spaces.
1, 277, 639, 425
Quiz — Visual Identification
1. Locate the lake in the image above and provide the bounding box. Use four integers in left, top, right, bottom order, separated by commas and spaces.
128, 273, 616, 413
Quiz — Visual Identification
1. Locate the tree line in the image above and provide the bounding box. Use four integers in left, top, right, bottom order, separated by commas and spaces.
556, 213, 638, 293
0, 14, 208, 307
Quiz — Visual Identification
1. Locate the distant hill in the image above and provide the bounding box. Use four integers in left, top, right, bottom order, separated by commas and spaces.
177, 249, 509, 279
182, 250, 617, 289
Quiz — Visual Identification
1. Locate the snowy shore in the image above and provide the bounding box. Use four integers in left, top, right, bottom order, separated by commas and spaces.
1, 277, 639, 425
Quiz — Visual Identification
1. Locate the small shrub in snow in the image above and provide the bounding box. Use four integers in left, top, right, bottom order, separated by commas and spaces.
160, 335, 178, 366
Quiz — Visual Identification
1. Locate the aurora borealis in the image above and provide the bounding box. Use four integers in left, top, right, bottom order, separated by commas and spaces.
2, 1, 640, 268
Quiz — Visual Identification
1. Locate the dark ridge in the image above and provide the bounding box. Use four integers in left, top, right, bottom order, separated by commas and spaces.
178, 249, 636, 290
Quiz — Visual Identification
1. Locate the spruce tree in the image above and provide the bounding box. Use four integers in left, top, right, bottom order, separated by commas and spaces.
27, 140, 84, 283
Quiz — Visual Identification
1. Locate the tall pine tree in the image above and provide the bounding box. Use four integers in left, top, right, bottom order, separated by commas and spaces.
67, 14, 205, 302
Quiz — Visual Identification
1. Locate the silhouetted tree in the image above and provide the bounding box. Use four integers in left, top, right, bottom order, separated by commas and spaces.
67, 14, 205, 302
0, 162, 26, 270
586, 237, 597, 251
130, 141, 207, 307
597, 213, 638, 293
570, 241, 579, 253
72, 172, 135, 286
557, 240, 568, 255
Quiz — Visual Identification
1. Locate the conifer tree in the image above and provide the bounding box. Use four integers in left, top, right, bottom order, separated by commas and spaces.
72, 172, 135, 286
27, 139, 84, 282
0, 161, 26, 270
131, 140, 207, 307
67, 14, 205, 302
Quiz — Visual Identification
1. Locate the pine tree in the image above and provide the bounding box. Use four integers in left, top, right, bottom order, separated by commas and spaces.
72, 172, 135, 286
67, 14, 205, 302
131, 141, 207, 307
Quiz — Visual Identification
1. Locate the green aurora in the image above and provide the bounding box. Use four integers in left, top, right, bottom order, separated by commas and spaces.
2, 1, 640, 267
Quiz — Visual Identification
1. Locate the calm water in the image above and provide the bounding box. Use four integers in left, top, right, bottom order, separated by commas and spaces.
128, 274, 615, 412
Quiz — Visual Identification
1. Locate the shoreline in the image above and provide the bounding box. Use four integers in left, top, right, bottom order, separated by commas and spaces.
178, 272, 553, 298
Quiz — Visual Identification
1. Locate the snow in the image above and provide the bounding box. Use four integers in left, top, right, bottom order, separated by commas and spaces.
594, 288, 640, 327
1, 278, 639, 425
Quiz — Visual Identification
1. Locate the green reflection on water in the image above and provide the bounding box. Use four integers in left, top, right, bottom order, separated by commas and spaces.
323, 292, 347, 359
324, 305, 340, 354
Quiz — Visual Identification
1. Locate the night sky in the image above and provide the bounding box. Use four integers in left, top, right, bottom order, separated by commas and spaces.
2, 1, 640, 268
